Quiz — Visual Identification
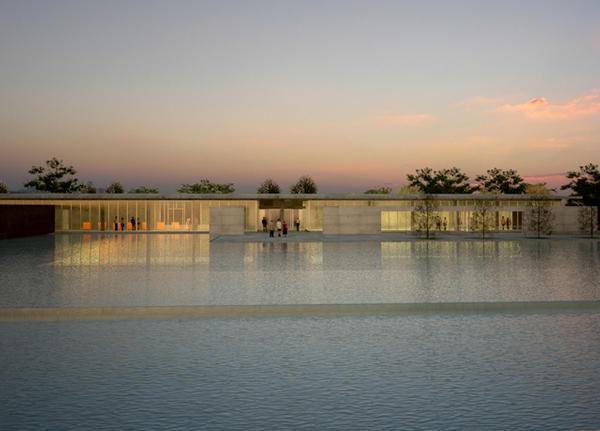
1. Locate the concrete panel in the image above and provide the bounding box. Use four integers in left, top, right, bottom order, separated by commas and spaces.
0, 205, 55, 239
323, 206, 381, 234
210, 207, 245, 237
553, 206, 584, 235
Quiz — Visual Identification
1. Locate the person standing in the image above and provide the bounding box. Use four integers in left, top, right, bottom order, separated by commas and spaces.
268, 220, 275, 238
120, 217, 125, 231
276, 219, 282, 237
501, 216, 506, 230
283, 220, 288, 237
130, 216, 136, 231
113, 216, 119, 231
261, 216, 268, 232
295, 217, 300, 231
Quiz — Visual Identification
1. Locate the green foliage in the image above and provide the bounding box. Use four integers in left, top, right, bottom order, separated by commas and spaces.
129, 186, 159, 194
106, 181, 124, 193
79, 181, 97, 193
0, 182, 7, 193
474, 168, 526, 194
365, 186, 391, 194
561, 163, 600, 206
526, 200, 554, 238
290, 176, 317, 194
24, 157, 81, 193
406, 167, 471, 194
257, 178, 280, 194
412, 195, 440, 239
562, 163, 600, 231
178, 179, 235, 194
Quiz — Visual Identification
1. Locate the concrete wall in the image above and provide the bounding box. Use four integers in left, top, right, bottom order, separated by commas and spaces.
0, 205, 55, 240
209, 207, 245, 236
323, 206, 381, 234
552, 206, 580, 235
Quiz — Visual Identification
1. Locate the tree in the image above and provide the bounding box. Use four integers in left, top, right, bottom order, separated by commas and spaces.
470, 199, 496, 239
398, 185, 422, 194
79, 181, 97, 193
178, 179, 235, 194
106, 181, 124, 193
257, 178, 280, 194
406, 167, 470, 194
474, 168, 526, 194
290, 175, 317, 194
24, 157, 81, 193
0, 182, 7, 193
129, 186, 159, 193
365, 186, 391, 194
525, 200, 554, 238
578, 206, 598, 238
561, 163, 600, 228
412, 194, 440, 239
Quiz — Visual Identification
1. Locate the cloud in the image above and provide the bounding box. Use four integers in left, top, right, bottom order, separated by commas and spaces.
499, 90, 600, 120
369, 113, 435, 127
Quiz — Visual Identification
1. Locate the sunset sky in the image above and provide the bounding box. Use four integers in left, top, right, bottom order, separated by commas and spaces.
1, 0, 599, 192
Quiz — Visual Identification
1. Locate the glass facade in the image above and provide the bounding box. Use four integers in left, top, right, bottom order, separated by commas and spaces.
0, 196, 558, 233
17, 199, 260, 232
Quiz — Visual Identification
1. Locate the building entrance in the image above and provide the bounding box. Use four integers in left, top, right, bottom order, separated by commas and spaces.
257, 198, 305, 232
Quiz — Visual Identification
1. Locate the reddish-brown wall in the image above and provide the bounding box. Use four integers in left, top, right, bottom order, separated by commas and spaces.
0, 205, 55, 239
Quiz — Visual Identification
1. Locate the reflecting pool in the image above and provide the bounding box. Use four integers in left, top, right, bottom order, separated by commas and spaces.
0, 234, 599, 308
1, 234, 600, 430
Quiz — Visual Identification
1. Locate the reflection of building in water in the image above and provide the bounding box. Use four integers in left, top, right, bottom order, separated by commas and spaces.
381, 240, 523, 261
53, 233, 210, 266
1, 193, 578, 235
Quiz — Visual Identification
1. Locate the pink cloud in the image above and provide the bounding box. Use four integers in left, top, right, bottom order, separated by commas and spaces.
499, 90, 600, 120
369, 113, 435, 127
522, 173, 567, 189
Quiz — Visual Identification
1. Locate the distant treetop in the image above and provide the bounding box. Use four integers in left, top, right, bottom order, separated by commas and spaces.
24, 157, 82, 193
178, 179, 235, 194
106, 181, 124, 193
474, 168, 526, 194
365, 186, 391, 194
406, 167, 470, 194
257, 178, 280, 194
129, 186, 159, 194
290, 175, 317, 194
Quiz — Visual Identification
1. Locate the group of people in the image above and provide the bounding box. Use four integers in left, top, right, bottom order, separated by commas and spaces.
261, 216, 300, 238
500, 216, 512, 230
113, 216, 139, 231
435, 217, 449, 231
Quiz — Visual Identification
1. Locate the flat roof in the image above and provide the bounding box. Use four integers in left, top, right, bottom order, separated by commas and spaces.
0, 193, 566, 201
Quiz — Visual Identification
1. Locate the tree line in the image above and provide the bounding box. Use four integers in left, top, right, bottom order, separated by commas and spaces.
0, 158, 597, 219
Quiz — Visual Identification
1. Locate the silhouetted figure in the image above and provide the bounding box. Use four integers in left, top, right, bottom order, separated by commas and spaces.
276, 219, 282, 237
113, 216, 118, 231
268, 220, 275, 238
130, 216, 136, 230
506, 217, 511, 230
120, 217, 125, 231
501, 216, 506, 230
262, 216, 267, 232
283, 221, 288, 237
443, 217, 447, 231
295, 218, 300, 231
